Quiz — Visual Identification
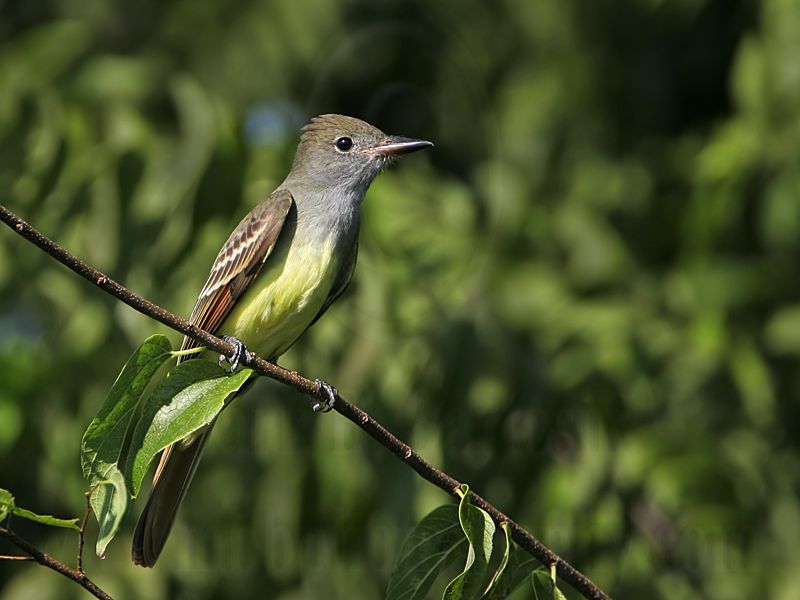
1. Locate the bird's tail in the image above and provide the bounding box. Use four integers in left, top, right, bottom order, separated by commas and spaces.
131, 424, 214, 567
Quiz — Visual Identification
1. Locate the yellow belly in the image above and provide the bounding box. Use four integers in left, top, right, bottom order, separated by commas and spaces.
220, 233, 338, 360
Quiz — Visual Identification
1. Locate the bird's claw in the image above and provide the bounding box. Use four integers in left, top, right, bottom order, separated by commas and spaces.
219, 336, 252, 372
312, 379, 337, 413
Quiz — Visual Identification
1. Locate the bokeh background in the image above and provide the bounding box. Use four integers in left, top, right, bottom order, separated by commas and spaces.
1, 0, 798, 598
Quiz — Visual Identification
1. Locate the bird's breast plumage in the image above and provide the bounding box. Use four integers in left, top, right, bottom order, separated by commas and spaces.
221, 225, 341, 360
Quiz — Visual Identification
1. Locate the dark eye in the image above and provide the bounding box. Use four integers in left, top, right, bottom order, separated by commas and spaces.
335, 136, 353, 152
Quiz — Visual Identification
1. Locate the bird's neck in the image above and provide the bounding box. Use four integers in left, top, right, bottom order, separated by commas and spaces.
279, 179, 363, 246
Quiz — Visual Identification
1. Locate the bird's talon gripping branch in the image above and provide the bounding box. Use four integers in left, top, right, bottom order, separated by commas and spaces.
219, 336, 252, 372
312, 379, 337, 412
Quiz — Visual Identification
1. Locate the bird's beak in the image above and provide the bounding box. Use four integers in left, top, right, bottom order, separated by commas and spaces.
368, 136, 434, 157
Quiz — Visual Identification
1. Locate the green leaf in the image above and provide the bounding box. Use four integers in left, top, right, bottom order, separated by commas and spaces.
124, 361, 252, 497
79, 334, 247, 556
81, 334, 173, 487
0, 487, 79, 531
485, 522, 512, 598
89, 467, 128, 557
12, 507, 80, 530
0, 488, 13, 522
443, 485, 495, 600
532, 568, 568, 600
486, 525, 538, 599
80, 335, 173, 552
386, 505, 467, 600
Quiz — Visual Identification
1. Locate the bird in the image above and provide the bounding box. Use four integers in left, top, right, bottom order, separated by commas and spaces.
131, 113, 433, 567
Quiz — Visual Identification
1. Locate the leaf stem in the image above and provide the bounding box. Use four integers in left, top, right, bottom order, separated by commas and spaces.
171, 346, 206, 359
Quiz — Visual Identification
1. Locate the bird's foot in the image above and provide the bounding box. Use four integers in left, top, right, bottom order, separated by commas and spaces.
311, 379, 337, 413
219, 336, 253, 372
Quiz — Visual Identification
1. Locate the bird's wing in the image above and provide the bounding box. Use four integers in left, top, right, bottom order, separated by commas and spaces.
180, 189, 294, 354
134, 190, 293, 567
306, 238, 359, 330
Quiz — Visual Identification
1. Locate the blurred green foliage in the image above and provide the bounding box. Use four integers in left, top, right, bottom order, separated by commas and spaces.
1, 0, 798, 598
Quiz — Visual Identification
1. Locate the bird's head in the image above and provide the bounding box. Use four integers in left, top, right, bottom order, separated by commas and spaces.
289, 114, 433, 192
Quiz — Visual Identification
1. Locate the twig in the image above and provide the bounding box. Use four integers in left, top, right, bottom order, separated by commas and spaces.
0, 203, 611, 600
0, 554, 35, 561
0, 526, 112, 600
77, 492, 92, 574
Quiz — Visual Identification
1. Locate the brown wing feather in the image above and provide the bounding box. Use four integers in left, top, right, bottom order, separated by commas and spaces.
136, 189, 294, 564
179, 189, 294, 356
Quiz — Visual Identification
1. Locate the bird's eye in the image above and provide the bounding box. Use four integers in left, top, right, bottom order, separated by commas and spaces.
335, 136, 353, 152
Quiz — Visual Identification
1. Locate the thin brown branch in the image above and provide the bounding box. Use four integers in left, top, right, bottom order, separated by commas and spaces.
0, 554, 35, 561
0, 526, 112, 600
77, 492, 92, 574
0, 203, 611, 600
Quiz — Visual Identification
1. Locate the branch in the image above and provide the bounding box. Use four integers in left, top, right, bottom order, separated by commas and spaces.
0, 203, 611, 600
0, 526, 112, 600
77, 492, 92, 574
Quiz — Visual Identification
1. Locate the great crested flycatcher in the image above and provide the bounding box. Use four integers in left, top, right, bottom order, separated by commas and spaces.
131, 114, 432, 567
